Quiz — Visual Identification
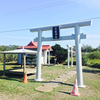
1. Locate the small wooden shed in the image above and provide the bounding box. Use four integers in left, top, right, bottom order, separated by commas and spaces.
0, 48, 37, 75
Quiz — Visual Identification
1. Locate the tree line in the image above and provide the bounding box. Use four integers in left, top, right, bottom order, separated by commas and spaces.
0, 44, 100, 68
81, 44, 100, 52
0, 45, 19, 62
50, 44, 100, 65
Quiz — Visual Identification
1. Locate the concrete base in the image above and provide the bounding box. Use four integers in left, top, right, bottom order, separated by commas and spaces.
78, 85, 86, 88
34, 78, 43, 81
4, 68, 36, 75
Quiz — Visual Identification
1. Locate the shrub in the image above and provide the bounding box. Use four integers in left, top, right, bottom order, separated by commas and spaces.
82, 53, 88, 66
63, 54, 88, 66
50, 57, 54, 63
73, 61, 76, 65
88, 51, 100, 59
89, 63, 100, 69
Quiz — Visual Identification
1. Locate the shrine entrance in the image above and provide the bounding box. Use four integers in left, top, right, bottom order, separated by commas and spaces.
30, 20, 92, 87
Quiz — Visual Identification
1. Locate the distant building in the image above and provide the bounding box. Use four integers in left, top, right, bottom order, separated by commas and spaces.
84, 52, 89, 54
17, 41, 53, 65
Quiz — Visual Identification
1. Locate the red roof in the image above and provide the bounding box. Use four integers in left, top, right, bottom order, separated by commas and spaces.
17, 41, 53, 51
27, 41, 37, 46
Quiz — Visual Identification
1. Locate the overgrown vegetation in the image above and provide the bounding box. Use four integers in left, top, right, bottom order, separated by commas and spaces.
82, 53, 88, 66
81, 45, 100, 68
63, 44, 100, 68
88, 51, 100, 59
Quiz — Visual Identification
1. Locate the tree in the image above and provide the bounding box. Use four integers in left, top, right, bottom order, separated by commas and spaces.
51, 44, 67, 63
82, 53, 88, 66
81, 45, 93, 52
88, 51, 100, 59
26, 54, 37, 67
0, 45, 19, 62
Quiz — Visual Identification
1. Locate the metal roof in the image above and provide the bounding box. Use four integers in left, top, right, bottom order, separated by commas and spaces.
0, 48, 37, 54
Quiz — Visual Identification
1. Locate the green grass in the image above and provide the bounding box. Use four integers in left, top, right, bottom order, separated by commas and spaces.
65, 57, 76, 63
0, 62, 100, 100
87, 59, 100, 64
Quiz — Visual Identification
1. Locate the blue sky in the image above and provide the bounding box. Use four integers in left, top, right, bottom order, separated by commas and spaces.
0, 0, 100, 48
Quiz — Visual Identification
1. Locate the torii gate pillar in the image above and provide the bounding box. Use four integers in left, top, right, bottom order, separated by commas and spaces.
75, 24, 85, 87
34, 30, 43, 81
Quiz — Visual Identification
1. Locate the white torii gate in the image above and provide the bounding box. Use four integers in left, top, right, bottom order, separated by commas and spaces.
30, 20, 92, 87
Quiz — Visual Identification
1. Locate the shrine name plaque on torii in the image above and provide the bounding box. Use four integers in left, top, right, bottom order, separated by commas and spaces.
30, 20, 92, 88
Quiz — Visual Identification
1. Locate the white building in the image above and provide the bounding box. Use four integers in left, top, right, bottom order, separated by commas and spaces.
17, 41, 53, 65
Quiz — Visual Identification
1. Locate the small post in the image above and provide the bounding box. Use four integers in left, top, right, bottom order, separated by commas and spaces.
75, 24, 85, 88
44, 50, 47, 65
23, 53, 26, 74
3, 54, 5, 76
71, 47, 73, 67
35, 29, 43, 81
21, 54, 23, 68
67, 45, 70, 68
48, 49, 50, 64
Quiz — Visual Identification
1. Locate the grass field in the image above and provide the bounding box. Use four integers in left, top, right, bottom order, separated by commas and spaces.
0, 62, 100, 100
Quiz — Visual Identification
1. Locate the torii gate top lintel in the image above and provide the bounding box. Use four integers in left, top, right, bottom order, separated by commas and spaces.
30, 20, 92, 32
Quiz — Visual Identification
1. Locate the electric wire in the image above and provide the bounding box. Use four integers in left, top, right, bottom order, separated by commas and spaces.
0, 0, 78, 17
0, 16, 100, 34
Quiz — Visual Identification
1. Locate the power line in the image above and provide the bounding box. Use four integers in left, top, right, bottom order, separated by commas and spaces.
0, 28, 29, 33
0, 16, 100, 34
87, 17, 100, 20
0, 0, 78, 17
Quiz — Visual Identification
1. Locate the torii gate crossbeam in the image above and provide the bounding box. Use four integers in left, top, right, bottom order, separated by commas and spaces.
30, 20, 92, 87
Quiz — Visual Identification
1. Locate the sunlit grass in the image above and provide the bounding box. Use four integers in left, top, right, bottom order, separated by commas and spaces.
87, 59, 100, 64
0, 62, 100, 100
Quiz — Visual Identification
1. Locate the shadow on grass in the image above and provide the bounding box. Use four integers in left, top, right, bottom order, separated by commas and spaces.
59, 91, 71, 95
9, 67, 22, 70
0, 71, 23, 82
6, 62, 19, 65
83, 68, 100, 74
60, 82, 73, 86
28, 79, 73, 87
0, 75, 22, 82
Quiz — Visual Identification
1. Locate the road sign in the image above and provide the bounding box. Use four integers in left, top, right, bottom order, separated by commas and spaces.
52, 26, 60, 39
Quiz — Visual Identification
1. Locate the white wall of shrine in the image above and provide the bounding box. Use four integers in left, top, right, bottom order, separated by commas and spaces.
17, 50, 50, 65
